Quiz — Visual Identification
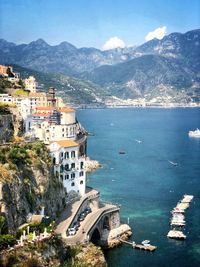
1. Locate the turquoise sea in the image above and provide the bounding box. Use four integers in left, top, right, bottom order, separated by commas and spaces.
77, 108, 200, 267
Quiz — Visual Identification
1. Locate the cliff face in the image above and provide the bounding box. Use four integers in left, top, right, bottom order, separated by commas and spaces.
0, 141, 67, 233
0, 107, 23, 143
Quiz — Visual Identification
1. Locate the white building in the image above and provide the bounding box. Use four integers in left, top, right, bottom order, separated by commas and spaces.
49, 140, 86, 196
27, 106, 77, 143
0, 94, 13, 103
24, 76, 37, 93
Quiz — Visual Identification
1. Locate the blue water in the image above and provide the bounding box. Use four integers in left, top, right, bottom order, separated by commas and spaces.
77, 108, 200, 267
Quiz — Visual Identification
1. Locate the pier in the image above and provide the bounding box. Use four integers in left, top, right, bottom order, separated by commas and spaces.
167, 194, 194, 240
119, 238, 157, 252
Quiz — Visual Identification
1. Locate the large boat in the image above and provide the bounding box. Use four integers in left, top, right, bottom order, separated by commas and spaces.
188, 128, 200, 138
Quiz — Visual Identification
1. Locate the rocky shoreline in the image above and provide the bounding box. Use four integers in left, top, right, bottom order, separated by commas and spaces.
85, 157, 101, 173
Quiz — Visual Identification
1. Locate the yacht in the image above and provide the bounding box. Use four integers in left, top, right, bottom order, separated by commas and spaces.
188, 128, 200, 138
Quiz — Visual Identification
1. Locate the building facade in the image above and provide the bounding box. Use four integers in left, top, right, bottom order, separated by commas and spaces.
24, 76, 37, 93
49, 140, 86, 196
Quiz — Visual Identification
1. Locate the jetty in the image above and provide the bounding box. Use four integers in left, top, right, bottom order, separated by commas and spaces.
181, 195, 194, 203
119, 238, 157, 252
167, 194, 194, 240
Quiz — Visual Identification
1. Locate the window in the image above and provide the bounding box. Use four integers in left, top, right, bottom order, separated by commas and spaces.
71, 163, 75, 169
65, 164, 69, 171
65, 152, 69, 159
60, 175, 63, 181
71, 151, 75, 158
80, 180, 83, 184
71, 182, 75, 186
60, 152, 63, 158
80, 161, 84, 169
79, 171, 84, 177
71, 173, 75, 179
65, 174, 69, 180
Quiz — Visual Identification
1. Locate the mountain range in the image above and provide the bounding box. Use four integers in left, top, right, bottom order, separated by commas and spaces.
0, 29, 200, 104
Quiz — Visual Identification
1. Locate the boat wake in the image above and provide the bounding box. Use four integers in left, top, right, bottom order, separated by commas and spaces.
168, 160, 178, 166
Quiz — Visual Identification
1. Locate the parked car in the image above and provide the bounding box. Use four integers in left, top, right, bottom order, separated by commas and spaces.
78, 212, 86, 221
72, 221, 80, 230
68, 227, 76, 236
85, 207, 92, 214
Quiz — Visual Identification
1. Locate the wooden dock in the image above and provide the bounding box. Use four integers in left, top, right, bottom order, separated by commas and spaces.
134, 244, 157, 252
119, 238, 157, 252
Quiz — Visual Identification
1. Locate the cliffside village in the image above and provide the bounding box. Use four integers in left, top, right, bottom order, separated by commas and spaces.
0, 65, 87, 196
0, 65, 131, 248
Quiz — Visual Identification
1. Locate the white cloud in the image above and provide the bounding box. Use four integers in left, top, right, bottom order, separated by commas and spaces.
102, 36, 125, 50
145, 26, 167, 41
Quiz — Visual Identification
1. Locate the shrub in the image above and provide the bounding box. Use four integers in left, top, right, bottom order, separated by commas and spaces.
8, 146, 29, 165
0, 234, 16, 250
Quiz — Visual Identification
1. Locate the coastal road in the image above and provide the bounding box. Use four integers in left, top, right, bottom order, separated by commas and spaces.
64, 203, 119, 245
55, 187, 99, 238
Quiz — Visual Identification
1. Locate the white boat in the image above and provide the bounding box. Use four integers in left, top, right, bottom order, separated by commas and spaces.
141, 240, 150, 245
135, 139, 142, 143
188, 128, 200, 138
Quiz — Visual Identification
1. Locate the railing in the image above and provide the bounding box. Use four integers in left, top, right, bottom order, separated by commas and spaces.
87, 205, 120, 237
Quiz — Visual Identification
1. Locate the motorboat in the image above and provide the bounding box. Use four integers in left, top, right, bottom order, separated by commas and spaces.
188, 128, 200, 138
172, 208, 184, 214
141, 240, 150, 245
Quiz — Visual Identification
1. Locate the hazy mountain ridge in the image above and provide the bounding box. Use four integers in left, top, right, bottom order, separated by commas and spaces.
0, 38, 134, 75
0, 29, 200, 104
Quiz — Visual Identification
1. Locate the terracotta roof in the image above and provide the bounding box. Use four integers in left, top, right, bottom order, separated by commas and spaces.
58, 107, 75, 113
51, 140, 79, 148
32, 113, 49, 117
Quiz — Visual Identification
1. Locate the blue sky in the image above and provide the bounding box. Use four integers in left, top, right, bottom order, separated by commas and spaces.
0, 0, 199, 49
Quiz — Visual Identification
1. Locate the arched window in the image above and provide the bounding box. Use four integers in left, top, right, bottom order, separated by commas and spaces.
80, 180, 83, 184
65, 164, 69, 171
71, 173, 75, 179
65, 152, 69, 159
65, 174, 69, 179
53, 157, 56, 165
71, 182, 75, 186
71, 151, 75, 158
79, 171, 84, 177
71, 163, 75, 169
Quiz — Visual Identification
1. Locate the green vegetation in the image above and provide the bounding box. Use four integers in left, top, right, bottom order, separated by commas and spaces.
0, 234, 16, 250
0, 78, 12, 93
12, 88, 29, 96
12, 65, 107, 104
8, 146, 29, 165
0, 141, 51, 171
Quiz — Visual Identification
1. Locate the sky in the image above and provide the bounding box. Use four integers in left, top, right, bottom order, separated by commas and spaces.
0, 0, 199, 50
